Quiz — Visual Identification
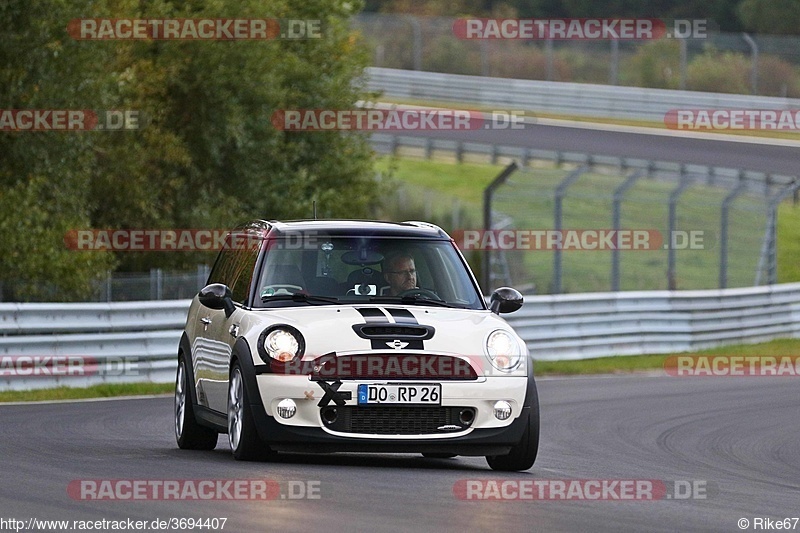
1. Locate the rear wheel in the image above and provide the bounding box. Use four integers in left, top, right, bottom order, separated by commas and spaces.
175, 357, 218, 450
228, 361, 275, 461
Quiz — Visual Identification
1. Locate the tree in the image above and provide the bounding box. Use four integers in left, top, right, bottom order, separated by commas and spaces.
0, 0, 385, 299
738, 0, 800, 34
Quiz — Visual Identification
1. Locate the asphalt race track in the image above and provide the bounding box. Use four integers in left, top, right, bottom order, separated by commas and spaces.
397, 123, 800, 176
1, 375, 797, 532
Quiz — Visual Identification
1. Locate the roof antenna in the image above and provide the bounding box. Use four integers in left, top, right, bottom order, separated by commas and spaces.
313, 200, 317, 220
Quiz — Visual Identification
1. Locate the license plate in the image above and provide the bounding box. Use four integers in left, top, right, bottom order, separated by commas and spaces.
357, 383, 441, 405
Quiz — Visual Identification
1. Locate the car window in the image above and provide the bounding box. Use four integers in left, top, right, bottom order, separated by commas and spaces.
255, 236, 483, 309
207, 234, 261, 304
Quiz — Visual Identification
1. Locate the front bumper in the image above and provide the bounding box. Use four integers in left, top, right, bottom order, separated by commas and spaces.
235, 339, 537, 455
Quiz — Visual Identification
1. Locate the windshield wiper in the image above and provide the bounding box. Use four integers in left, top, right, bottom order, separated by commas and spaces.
367, 295, 458, 308
261, 293, 340, 305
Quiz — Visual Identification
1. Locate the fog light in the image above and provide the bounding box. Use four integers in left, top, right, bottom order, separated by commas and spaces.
277, 399, 297, 419
493, 400, 512, 421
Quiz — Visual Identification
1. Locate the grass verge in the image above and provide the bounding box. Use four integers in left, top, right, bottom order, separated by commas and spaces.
535, 338, 800, 376
0, 382, 173, 403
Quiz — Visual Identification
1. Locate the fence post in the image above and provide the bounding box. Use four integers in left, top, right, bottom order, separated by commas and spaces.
719, 175, 747, 288
545, 37, 554, 81
553, 166, 588, 294
612, 171, 644, 291
667, 172, 692, 290
609, 38, 619, 85
482, 162, 519, 292
679, 39, 687, 90
757, 180, 800, 285
742, 33, 759, 95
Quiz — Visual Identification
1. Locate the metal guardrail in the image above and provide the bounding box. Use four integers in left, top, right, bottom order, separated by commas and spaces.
366, 67, 800, 121
0, 301, 190, 390
2, 283, 800, 389
505, 283, 800, 360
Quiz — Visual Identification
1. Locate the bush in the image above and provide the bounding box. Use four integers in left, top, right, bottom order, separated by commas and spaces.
687, 50, 751, 94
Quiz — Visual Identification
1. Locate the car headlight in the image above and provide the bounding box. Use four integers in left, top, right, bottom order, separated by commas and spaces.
486, 329, 521, 371
258, 326, 304, 363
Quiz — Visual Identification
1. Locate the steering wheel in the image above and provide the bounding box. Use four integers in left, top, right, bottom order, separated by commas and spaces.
261, 284, 303, 297
397, 287, 442, 301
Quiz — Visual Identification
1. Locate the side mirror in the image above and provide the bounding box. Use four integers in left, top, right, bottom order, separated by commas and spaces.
199, 283, 236, 318
489, 287, 523, 314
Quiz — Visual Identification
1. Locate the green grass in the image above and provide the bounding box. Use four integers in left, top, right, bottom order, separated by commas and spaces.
0, 382, 173, 403
534, 338, 800, 376
378, 156, 800, 289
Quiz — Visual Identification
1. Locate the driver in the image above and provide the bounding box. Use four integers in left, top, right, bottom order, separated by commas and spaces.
383, 252, 417, 296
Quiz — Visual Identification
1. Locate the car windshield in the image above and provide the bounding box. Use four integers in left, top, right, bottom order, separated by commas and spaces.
255, 236, 484, 309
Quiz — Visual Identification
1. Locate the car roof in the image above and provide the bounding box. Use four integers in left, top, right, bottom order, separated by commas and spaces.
232, 219, 451, 239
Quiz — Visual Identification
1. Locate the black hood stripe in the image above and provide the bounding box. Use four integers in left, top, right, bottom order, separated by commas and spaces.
386, 308, 418, 324
356, 307, 389, 323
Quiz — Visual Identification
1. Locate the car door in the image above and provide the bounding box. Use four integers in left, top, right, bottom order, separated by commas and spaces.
193, 235, 260, 413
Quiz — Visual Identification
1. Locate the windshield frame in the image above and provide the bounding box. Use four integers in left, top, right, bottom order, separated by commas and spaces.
249, 234, 486, 310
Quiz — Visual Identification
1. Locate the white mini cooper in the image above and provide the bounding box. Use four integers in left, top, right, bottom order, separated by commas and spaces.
175, 220, 539, 471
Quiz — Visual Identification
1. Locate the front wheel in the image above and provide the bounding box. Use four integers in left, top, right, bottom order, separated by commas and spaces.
175, 356, 218, 450
486, 394, 540, 471
228, 361, 275, 461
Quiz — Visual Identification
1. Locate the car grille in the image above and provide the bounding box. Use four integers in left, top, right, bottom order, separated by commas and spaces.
309, 354, 479, 380
321, 406, 474, 435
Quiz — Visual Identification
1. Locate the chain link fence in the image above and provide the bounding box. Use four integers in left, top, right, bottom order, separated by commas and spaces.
485, 161, 797, 294
0, 265, 211, 303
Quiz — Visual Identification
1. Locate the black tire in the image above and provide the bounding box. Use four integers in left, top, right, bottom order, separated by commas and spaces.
422, 453, 457, 459
175, 356, 218, 450
486, 391, 540, 472
228, 361, 275, 461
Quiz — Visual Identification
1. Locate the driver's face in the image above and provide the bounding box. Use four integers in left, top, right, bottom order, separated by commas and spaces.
384, 257, 417, 295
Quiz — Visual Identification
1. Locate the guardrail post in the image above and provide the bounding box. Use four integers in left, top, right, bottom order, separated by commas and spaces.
456, 141, 464, 163
482, 162, 519, 291
667, 172, 692, 290
553, 166, 588, 294
425, 137, 433, 159
719, 175, 747, 288
612, 171, 644, 291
